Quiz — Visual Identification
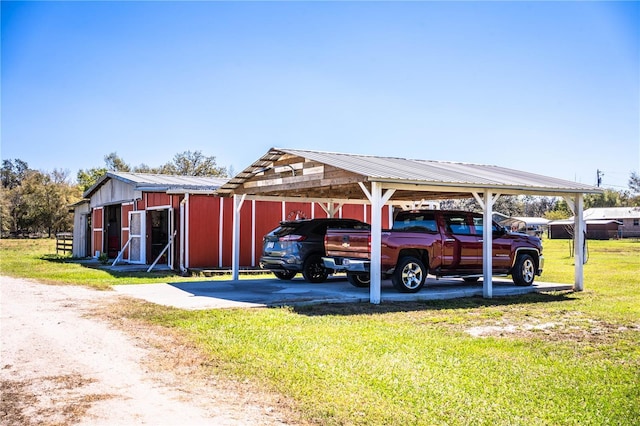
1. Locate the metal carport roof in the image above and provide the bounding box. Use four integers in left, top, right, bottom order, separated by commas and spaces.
219, 147, 602, 304
218, 147, 598, 201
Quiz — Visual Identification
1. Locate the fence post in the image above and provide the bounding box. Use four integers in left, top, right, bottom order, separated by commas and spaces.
56, 233, 73, 255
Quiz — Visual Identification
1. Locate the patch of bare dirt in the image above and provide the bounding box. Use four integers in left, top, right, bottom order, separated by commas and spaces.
1, 374, 114, 426
0, 276, 305, 426
464, 317, 640, 345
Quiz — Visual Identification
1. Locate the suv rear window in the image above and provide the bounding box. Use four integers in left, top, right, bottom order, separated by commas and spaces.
269, 224, 300, 237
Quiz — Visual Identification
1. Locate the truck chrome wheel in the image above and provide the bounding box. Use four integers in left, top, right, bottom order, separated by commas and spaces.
392, 256, 426, 293
513, 253, 535, 286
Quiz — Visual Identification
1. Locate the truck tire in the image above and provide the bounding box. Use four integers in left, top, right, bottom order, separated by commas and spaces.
274, 271, 297, 280
512, 253, 536, 286
302, 254, 329, 283
392, 256, 426, 293
347, 272, 370, 288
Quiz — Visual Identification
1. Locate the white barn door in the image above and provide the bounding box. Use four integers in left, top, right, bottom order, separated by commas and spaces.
168, 208, 175, 269
128, 211, 146, 264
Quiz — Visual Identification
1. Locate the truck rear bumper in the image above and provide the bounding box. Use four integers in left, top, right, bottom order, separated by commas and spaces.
322, 257, 370, 272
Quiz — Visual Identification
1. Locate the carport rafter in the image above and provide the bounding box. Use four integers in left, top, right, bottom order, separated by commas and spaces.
221, 147, 601, 304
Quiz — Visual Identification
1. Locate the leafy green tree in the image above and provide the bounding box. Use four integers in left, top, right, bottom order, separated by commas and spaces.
1, 159, 29, 189
584, 188, 629, 208
133, 163, 158, 174
19, 170, 77, 236
104, 152, 131, 172
545, 198, 572, 220
77, 152, 130, 192
522, 196, 556, 217
79, 151, 228, 191
0, 186, 12, 235
629, 172, 640, 194
153, 150, 227, 177
77, 167, 107, 193
1, 160, 31, 235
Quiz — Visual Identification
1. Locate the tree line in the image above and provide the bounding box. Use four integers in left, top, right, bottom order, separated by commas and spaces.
1, 151, 227, 237
1, 152, 639, 238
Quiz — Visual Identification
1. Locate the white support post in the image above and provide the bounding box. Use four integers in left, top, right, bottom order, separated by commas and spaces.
476, 190, 500, 298
574, 194, 585, 291
179, 194, 187, 273
231, 194, 246, 281
365, 182, 396, 304
370, 183, 383, 304
251, 199, 256, 267
563, 194, 586, 292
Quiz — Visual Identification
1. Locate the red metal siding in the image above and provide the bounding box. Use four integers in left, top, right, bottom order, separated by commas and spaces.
121, 204, 133, 228
311, 203, 328, 219
340, 204, 366, 221
92, 207, 103, 256
282, 201, 312, 221
146, 192, 171, 208
187, 195, 219, 268
220, 198, 234, 267
238, 200, 254, 266
120, 204, 133, 258
252, 200, 284, 266
184, 196, 396, 269
121, 229, 130, 258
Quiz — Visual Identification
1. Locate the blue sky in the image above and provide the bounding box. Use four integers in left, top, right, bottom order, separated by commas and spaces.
2, 1, 639, 191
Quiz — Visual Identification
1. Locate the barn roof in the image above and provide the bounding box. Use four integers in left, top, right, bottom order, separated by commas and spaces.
218, 147, 601, 201
83, 172, 228, 198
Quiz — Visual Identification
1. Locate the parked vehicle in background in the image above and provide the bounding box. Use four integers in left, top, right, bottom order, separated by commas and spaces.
260, 218, 370, 283
323, 209, 544, 292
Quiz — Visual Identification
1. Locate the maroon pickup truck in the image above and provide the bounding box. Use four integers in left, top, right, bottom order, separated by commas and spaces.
322, 209, 544, 293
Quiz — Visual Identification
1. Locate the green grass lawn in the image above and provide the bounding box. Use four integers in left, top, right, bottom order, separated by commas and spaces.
0, 238, 272, 290
1, 237, 639, 425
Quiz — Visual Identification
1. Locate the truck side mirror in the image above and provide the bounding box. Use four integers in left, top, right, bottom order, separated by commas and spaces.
493, 225, 506, 236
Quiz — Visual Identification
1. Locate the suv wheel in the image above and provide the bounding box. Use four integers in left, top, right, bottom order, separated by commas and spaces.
392, 256, 426, 293
273, 271, 297, 280
302, 254, 329, 283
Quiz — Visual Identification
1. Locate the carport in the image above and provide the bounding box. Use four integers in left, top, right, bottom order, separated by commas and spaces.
218, 148, 602, 304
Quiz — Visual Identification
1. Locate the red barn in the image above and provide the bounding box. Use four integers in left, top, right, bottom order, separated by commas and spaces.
73, 172, 390, 271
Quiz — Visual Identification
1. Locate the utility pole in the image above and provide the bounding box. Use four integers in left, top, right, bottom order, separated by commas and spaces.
596, 169, 603, 187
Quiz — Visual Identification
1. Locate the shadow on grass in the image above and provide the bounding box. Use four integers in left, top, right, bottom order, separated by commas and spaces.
293, 292, 577, 317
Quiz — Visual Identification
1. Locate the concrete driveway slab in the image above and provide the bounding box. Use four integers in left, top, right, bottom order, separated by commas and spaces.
113, 276, 573, 310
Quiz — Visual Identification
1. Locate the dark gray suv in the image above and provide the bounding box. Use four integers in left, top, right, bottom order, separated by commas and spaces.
259, 218, 370, 283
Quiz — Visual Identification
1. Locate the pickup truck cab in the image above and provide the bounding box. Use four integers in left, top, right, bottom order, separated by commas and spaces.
322, 209, 544, 292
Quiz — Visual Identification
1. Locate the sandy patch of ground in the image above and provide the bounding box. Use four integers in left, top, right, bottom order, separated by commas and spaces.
0, 276, 302, 426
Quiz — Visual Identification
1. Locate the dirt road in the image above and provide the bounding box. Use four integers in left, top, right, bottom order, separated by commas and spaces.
0, 276, 296, 425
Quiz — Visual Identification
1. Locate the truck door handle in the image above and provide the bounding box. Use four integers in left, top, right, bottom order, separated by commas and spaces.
445, 238, 455, 242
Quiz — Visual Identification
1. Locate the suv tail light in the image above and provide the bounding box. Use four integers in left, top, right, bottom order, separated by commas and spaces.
279, 234, 307, 242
